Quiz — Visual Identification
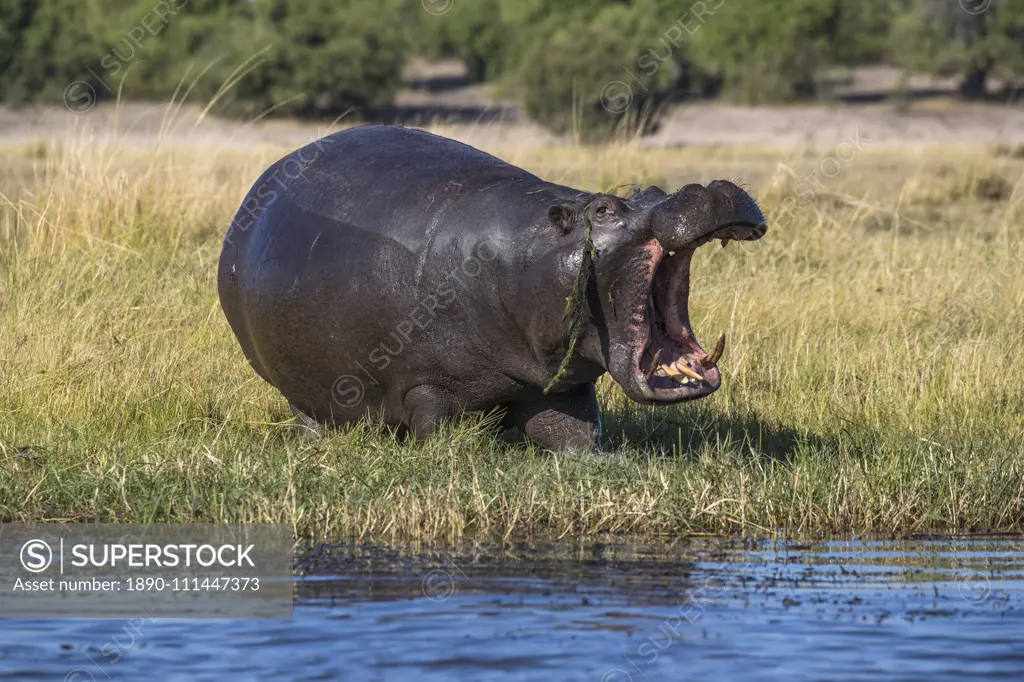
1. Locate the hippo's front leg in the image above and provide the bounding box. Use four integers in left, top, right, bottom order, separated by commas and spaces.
505, 383, 602, 452
403, 384, 461, 441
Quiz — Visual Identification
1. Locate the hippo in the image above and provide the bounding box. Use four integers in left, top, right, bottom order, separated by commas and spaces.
217, 126, 766, 451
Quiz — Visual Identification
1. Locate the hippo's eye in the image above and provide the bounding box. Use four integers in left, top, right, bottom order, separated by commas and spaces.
596, 205, 609, 217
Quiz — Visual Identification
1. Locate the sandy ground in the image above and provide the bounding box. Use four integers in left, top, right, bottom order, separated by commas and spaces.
2, 63, 1022, 152
4, 99, 1024, 154
647, 101, 1024, 148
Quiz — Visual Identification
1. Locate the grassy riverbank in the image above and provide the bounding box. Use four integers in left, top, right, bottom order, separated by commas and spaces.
1, 134, 1023, 540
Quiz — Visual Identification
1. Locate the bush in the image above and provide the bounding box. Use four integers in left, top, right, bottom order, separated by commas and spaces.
512, 1, 676, 140
0, 0, 36, 102
688, 0, 840, 103
421, 0, 507, 82
236, 0, 413, 117
0, 0, 414, 119
1, 0, 109, 104
109, 0, 256, 103
889, 0, 1024, 99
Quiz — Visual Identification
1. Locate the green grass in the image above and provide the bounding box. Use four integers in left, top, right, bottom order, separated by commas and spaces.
1, 137, 1023, 541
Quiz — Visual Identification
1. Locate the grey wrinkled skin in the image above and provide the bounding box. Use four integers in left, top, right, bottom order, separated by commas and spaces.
218, 126, 767, 452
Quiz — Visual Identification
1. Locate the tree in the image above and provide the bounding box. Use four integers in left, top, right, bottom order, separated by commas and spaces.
95, 0, 255, 104
687, 0, 840, 103
0, 0, 415, 117
1, 0, 108, 104
890, 0, 1024, 99
511, 0, 676, 139
239, 0, 413, 117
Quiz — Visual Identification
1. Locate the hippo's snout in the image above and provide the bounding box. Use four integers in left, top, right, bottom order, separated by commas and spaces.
650, 181, 766, 252
603, 180, 768, 405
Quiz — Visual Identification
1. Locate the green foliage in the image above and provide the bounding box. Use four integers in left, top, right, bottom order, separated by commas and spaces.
2, 0, 1022, 132
1, 0, 257, 107
423, 0, 508, 82
545, 216, 596, 394
107, 0, 256, 102
826, 0, 893, 65
0, 0, 412, 118
1, 0, 109, 103
512, 1, 676, 139
688, 0, 839, 103
238, 0, 412, 116
890, 0, 1024, 98
0, 0, 35, 102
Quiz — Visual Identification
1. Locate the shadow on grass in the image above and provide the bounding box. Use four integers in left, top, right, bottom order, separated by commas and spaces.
271, 397, 843, 465
600, 402, 839, 464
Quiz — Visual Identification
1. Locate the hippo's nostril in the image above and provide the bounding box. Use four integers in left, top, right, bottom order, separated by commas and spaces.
649, 180, 766, 251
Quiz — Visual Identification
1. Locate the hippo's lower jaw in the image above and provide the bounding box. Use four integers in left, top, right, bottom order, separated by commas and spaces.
618, 221, 766, 404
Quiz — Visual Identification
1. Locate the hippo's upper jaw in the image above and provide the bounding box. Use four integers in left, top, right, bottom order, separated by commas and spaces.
607, 180, 767, 405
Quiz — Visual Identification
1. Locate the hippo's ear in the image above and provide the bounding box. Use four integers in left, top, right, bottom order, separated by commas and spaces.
548, 204, 578, 234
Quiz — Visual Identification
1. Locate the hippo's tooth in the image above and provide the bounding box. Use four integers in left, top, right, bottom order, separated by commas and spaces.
701, 334, 726, 369
668, 250, 676, 256
680, 377, 691, 385
672, 360, 704, 381
661, 366, 682, 383
661, 365, 681, 380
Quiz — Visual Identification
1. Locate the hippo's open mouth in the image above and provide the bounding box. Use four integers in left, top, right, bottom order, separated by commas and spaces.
631, 223, 764, 402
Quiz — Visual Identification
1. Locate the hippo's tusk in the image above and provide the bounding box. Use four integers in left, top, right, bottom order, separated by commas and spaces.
702, 334, 726, 369
644, 348, 662, 380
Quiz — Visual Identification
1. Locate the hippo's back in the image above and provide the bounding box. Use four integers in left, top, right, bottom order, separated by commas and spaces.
217, 126, 567, 423
254, 126, 543, 246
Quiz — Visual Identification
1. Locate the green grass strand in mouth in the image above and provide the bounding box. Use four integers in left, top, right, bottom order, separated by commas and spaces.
544, 216, 596, 395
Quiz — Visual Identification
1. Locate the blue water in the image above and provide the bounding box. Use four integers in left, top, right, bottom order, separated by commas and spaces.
1, 535, 1021, 681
